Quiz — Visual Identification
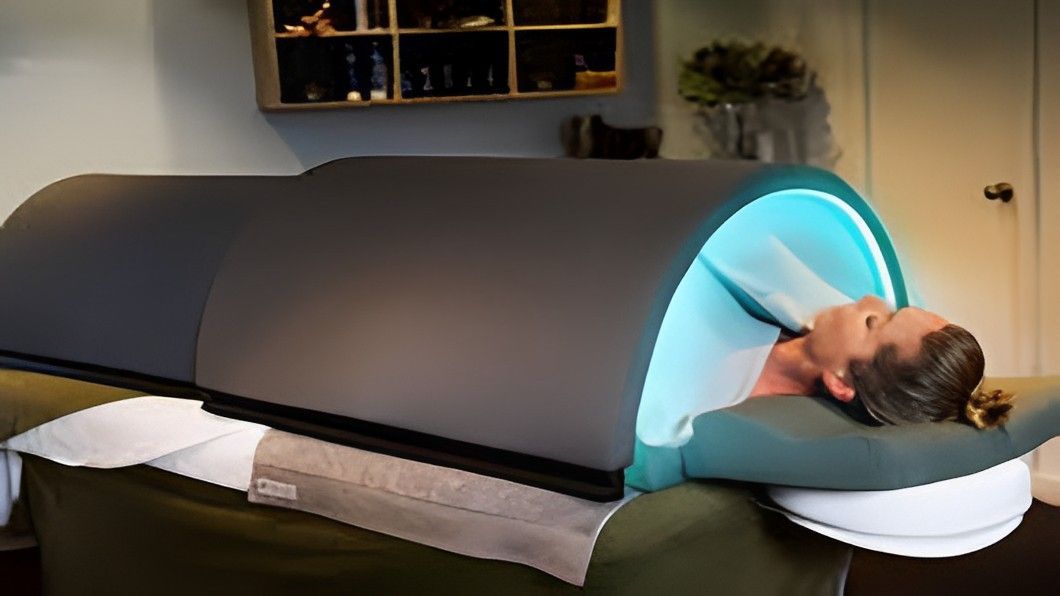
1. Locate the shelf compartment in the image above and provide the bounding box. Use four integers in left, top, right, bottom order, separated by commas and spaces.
514, 23, 615, 31
399, 31, 509, 98
395, 0, 506, 30
397, 93, 513, 103
275, 30, 395, 38
276, 36, 395, 103
397, 26, 509, 34
512, 0, 609, 26
272, 0, 389, 35
515, 28, 616, 93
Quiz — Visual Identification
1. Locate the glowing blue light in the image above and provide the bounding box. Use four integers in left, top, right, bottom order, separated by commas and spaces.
634, 188, 898, 451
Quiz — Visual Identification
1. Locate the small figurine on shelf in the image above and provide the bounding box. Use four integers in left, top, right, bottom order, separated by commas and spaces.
439, 15, 495, 29
420, 66, 434, 93
528, 70, 553, 91
283, 1, 337, 36
370, 42, 389, 100
304, 81, 328, 101
405, 2, 499, 30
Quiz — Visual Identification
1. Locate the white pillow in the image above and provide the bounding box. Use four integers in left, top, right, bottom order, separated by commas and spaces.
767, 458, 1032, 556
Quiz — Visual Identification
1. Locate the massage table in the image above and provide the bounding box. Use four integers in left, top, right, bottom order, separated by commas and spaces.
0, 157, 1056, 594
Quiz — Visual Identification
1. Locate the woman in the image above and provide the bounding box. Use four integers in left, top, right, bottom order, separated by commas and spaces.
750, 294, 1014, 429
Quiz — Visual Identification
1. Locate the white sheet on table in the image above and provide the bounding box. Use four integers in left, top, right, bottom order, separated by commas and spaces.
0, 396, 269, 523
2, 396, 266, 470
148, 426, 268, 490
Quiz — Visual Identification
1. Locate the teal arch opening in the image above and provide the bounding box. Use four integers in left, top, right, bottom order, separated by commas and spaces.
634, 188, 904, 451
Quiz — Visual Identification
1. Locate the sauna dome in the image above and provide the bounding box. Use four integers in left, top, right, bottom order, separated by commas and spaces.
0, 157, 907, 501
636, 186, 905, 450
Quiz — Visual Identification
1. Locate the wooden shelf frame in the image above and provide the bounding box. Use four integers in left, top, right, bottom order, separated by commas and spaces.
247, 0, 623, 110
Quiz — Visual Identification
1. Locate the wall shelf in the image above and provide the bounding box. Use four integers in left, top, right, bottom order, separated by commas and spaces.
248, 0, 622, 110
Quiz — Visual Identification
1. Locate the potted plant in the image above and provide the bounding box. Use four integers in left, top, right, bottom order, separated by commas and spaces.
679, 40, 835, 165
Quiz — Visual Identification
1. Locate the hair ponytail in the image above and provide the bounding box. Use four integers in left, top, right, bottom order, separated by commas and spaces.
850, 324, 1018, 429
964, 388, 1015, 429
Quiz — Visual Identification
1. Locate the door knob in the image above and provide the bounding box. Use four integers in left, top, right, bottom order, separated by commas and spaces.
984, 182, 1014, 203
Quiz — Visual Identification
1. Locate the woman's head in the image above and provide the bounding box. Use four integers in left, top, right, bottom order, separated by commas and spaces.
806, 295, 1013, 429
805, 295, 947, 376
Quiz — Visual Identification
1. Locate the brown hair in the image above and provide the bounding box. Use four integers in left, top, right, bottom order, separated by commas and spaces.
848, 324, 1014, 429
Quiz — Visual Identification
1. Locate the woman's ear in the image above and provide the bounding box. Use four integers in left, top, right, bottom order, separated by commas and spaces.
822, 370, 855, 403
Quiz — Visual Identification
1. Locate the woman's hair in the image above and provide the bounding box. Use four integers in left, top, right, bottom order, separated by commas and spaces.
847, 324, 1014, 429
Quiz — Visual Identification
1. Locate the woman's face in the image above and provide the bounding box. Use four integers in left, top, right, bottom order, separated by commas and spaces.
805, 295, 949, 374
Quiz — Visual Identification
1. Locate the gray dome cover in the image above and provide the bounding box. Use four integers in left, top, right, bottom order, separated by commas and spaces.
0, 157, 905, 500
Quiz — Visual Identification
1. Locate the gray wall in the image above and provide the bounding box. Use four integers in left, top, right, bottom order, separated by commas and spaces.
0, 0, 655, 221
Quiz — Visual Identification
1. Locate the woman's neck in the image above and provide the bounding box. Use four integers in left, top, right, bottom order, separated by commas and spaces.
749, 336, 821, 398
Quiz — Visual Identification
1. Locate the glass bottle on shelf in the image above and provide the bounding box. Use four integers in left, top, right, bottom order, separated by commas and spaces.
443, 64, 454, 90
344, 42, 362, 101
370, 42, 389, 100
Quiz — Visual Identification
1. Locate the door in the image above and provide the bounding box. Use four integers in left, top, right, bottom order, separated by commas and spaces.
866, 0, 1037, 376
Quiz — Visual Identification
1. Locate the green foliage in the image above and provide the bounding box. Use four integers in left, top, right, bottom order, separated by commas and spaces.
679, 40, 812, 107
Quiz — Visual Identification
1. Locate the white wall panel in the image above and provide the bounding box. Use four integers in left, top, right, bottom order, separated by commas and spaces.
1039, 0, 1060, 373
